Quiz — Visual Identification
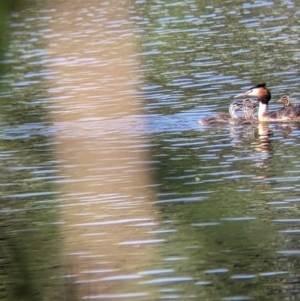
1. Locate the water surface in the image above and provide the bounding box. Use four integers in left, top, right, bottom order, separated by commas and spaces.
2, 0, 300, 300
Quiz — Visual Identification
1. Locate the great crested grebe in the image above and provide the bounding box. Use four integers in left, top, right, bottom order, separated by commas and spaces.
198, 102, 243, 125
277, 95, 292, 108
234, 83, 300, 122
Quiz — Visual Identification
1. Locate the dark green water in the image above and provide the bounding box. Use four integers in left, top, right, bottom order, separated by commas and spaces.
2, 0, 300, 300
0, 2, 63, 301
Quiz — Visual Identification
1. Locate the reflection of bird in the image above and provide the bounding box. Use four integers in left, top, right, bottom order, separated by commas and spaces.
234, 83, 300, 122
275, 124, 292, 139
277, 95, 292, 108
198, 102, 243, 125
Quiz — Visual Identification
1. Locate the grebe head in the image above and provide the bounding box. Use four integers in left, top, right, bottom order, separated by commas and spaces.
230, 101, 243, 110
234, 83, 271, 104
242, 98, 258, 108
229, 101, 243, 118
277, 95, 291, 107
242, 99, 257, 119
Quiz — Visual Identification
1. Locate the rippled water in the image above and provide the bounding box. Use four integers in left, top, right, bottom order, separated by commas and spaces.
2, 0, 300, 300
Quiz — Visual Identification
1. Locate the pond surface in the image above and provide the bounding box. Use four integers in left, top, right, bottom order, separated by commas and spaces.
2, 0, 300, 300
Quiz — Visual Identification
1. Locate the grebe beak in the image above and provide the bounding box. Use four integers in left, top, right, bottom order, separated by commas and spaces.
234, 91, 251, 99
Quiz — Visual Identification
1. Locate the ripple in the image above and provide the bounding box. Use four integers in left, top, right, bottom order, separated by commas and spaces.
191, 222, 220, 227
74, 218, 151, 226
273, 186, 295, 190
138, 269, 174, 276
222, 297, 252, 301
267, 201, 289, 206
81, 269, 116, 274
119, 239, 165, 245
259, 271, 289, 277
164, 257, 188, 262
140, 277, 193, 284
154, 196, 208, 204
279, 230, 300, 234
82, 293, 149, 299
220, 217, 256, 222
230, 275, 256, 280
100, 275, 141, 281
285, 198, 300, 203
195, 281, 212, 286
273, 219, 300, 223
148, 229, 177, 234
8, 191, 57, 198
277, 250, 300, 256
204, 268, 228, 274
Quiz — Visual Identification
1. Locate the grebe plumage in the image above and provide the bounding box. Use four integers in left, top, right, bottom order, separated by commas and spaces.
234, 83, 300, 122
199, 102, 243, 125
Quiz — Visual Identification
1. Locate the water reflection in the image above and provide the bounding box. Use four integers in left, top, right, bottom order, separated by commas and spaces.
45, 1, 162, 300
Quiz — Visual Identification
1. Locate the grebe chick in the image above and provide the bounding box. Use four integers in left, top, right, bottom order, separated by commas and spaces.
198, 102, 243, 125
229, 99, 257, 125
277, 95, 292, 108
234, 83, 300, 122
242, 99, 258, 119
229, 106, 258, 125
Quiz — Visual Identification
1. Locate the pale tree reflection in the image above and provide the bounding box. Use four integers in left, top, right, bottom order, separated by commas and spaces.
46, 1, 158, 299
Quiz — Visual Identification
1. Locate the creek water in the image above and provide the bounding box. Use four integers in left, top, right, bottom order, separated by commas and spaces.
2, 0, 300, 300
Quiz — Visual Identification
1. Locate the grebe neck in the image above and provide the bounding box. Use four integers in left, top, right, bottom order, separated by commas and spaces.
258, 102, 269, 121
257, 91, 271, 121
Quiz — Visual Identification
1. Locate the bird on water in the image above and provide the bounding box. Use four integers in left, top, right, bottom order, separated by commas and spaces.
234, 83, 300, 122
198, 101, 243, 125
